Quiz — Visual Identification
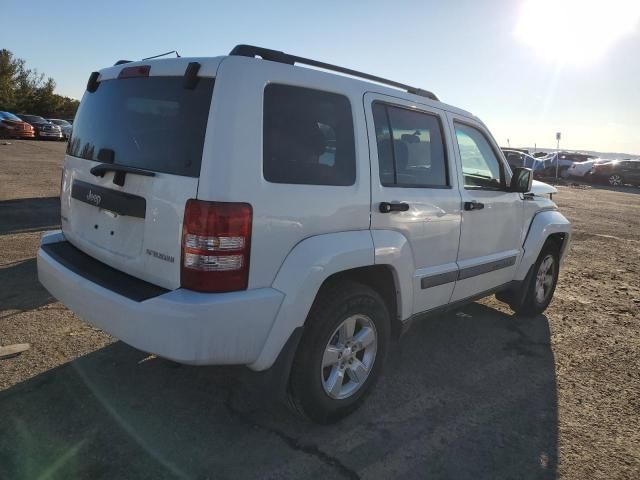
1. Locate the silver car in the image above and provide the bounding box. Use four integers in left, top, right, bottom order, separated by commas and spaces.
48, 119, 73, 140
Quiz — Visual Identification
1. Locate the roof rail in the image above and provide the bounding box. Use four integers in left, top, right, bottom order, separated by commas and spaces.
229, 44, 439, 101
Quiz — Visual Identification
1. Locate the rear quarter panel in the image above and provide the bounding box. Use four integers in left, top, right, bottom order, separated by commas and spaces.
197, 57, 372, 289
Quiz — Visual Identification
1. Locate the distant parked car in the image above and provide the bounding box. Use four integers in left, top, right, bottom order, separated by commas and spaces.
502, 149, 549, 178
542, 152, 596, 178
567, 158, 608, 178
47, 118, 72, 140
0, 111, 36, 139
589, 160, 640, 186
16, 114, 63, 140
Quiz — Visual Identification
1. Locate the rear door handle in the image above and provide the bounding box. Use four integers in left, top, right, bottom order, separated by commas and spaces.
463, 200, 485, 211
379, 202, 410, 213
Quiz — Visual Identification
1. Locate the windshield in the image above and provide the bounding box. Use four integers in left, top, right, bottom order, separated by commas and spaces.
0, 111, 22, 121
67, 76, 214, 177
49, 119, 70, 126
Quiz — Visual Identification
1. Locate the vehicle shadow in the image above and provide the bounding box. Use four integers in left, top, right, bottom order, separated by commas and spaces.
0, 196, 60, 236
0, 303, 557, 480
0, 258, 54, 316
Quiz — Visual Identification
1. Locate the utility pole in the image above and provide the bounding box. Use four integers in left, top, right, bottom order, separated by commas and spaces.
555, 132, 561, 182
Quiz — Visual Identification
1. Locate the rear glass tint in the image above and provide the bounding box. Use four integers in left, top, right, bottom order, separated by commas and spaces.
263, 84, 356, 186
67, 76, 214, 177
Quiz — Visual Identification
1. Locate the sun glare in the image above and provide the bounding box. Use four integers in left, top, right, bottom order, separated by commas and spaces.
515, 0, 640, 66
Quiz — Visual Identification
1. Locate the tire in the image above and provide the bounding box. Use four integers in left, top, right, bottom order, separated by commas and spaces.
608, 174, 623, 186
512, 243, 560, 316
288, 281, 390, 424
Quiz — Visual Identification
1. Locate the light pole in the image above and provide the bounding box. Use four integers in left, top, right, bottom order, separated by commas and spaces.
555, 132, 561, 182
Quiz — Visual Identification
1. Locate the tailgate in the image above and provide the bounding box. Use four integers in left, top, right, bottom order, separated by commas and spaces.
61, 69, 215, 290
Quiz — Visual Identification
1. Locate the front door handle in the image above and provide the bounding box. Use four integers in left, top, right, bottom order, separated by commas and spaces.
379, 202, 410, 213
463, 200, 485, 211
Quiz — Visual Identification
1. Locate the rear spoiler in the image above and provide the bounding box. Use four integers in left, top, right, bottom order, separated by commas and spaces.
85, 60, 201, 93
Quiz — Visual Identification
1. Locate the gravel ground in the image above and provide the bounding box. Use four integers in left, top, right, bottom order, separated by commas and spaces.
0, 140, 638, 479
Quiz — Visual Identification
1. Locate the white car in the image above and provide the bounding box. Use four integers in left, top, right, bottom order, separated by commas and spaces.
567, 158, 607, 178
48, 119, 73, 140
37, 45, 571, 423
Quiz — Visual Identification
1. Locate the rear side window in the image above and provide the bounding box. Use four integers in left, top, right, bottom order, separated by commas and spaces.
372, 103, 448, 187
68, 77, 214, 177
263, 84, 356, 186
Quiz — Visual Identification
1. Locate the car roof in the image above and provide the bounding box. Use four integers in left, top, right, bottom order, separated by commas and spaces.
97, 53, 479, 122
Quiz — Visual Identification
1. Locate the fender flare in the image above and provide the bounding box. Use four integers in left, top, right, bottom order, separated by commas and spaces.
249, 230, 375, 370
370, 229, 415, 321
515, 209, 571, 281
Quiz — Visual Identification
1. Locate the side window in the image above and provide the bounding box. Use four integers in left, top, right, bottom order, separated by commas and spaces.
454, 123, 504, 189
263, 84, 356, 186
372, 103, 448, 187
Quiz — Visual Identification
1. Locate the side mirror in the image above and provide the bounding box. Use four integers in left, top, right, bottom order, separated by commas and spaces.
510, 167, 533, 193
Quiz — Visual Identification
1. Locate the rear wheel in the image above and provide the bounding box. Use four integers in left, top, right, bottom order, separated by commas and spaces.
288, 281, 390, 424
608, 174, 623, 186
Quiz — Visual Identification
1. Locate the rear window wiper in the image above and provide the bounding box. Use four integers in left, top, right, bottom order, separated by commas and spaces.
90, 163, 155, 186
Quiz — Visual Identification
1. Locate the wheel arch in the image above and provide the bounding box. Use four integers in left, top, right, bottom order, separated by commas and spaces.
515, 210, 571, 281
249, 230, 412, 371
249, 230, 375, 370
315, 264, 403, 338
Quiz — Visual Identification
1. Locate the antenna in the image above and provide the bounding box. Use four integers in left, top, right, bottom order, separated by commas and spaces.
142, 50, 181, 61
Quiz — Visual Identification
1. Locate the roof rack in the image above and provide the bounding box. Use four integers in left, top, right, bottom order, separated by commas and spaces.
229, 44, 439, 101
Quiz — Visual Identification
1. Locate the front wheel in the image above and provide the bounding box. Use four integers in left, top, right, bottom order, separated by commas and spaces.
512, 245, 560, 316
288, 281, 390, 424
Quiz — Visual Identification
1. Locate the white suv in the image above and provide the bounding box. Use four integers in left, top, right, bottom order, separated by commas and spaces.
38, 45, 571, 423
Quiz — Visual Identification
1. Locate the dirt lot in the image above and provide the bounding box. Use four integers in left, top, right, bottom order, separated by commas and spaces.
1, 140, 638, 479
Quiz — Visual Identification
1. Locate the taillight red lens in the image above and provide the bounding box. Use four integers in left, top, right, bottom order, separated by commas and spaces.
118, 65, 150, 79
181, 200, 252, 293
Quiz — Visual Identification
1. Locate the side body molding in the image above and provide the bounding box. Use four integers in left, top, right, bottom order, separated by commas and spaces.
249, 230, 375, 370
515, 209, 571, 281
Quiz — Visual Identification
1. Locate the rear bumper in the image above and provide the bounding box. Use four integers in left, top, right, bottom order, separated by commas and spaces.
37, 231, 284, 368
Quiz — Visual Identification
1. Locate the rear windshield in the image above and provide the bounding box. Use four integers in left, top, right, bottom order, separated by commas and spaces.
67, 76, 214, 177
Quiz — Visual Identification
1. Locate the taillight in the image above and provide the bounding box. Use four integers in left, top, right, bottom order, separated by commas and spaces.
118, 65, 150, 79
181, 200, 252, 293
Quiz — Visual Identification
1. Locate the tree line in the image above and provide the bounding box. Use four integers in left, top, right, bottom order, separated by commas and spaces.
0, 49, 80, 119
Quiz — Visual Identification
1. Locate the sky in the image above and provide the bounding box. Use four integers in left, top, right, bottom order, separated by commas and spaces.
2, 0, 639, 154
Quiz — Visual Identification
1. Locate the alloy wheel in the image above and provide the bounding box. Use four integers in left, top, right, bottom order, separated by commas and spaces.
535, 254, 556, 304
321, 314, 378, 400
608, 174, 622, 186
